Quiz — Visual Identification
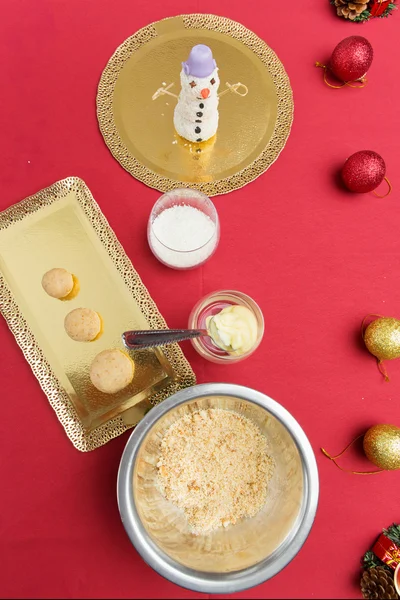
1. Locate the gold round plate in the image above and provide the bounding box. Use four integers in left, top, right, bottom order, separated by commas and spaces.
97, 14, 293, 196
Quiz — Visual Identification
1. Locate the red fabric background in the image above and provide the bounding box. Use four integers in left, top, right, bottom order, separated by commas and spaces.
1, 1, 399, 598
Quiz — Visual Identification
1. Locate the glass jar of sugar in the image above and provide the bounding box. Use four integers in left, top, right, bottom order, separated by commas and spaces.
147, 189, 220, 270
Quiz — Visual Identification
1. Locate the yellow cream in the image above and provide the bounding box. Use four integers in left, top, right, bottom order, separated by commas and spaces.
206, 305, 258, 356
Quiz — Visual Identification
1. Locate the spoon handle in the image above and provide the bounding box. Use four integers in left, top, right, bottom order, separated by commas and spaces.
122, 329, 208, 350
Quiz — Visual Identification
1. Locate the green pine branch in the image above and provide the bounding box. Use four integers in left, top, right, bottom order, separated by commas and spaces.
384, 523, 400, 547
362, 551, 391, 571
354, 10, 371, 21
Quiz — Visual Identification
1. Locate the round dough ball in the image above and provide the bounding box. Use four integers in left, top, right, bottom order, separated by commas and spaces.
42, 268, 74, 299
90, 349, 134, 394
64, 308, 101, 342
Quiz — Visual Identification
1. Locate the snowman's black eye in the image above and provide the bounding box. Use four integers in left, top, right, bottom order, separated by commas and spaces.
190, 81, 196, 88
210, 78, 215, 85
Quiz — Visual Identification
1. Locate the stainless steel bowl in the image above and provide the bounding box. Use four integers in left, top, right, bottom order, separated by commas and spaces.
117, 384, 319, 594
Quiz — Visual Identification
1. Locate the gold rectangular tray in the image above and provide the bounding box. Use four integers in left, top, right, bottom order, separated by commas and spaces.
0, 177, 196, 451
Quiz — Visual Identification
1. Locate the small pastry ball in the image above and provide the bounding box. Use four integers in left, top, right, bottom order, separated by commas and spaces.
42, 268, 74, 299
90, 349, 134, 394
64, 308, 101, 342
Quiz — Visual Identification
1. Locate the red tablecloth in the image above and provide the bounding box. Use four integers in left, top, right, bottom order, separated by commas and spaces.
1, 1, 400, 598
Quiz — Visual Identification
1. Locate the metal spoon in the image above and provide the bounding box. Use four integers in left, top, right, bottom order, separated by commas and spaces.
122, 328, 209, 350
122, 320, 224, 351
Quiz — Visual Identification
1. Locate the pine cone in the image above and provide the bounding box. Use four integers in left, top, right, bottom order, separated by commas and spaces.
360, 567, 398, 600
334, 0, 369, 20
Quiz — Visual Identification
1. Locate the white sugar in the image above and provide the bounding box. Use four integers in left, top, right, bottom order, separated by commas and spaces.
149, 204, 217, 269
152, 205, 214, 251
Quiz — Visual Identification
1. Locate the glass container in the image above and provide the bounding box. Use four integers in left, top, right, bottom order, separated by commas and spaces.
147, 189, 219, 270
189, 290, 264, 363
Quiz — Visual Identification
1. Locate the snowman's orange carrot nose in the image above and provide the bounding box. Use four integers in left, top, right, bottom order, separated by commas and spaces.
200, 88, 210, 99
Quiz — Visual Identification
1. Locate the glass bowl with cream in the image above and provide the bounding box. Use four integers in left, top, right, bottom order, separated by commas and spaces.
188, 290, 264, 363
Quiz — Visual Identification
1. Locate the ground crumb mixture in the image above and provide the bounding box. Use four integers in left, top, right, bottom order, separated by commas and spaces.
157, 408, 274, 535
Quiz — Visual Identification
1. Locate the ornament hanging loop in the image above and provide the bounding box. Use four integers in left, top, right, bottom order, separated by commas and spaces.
373, 176, 392, 199
315, 62, 367, 89
361, 313, 386, 338
315, 62, 345, 89
378, 360, 390, 382
321, 435, 385, 475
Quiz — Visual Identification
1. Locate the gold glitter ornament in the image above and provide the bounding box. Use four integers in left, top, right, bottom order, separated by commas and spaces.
363, 424, 400, 471
364, 318, 400, 361
363, 315, 400, 381
321, 423, 400, 474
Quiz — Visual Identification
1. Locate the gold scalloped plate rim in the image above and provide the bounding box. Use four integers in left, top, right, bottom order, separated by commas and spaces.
0, 177, 196, 452
96, 14, 294, 196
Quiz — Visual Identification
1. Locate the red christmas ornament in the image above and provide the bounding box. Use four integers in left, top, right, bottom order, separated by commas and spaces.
331, 36, 373, 82
342, 150, 387, 193
316, 36, 373, 88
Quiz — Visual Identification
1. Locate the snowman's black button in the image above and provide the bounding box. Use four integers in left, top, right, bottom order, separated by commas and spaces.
196, 138, 202, 142
199, 103, 204, 109
195, 127, 201, 134
195, 119, 202, 123
196, 112, 203, 117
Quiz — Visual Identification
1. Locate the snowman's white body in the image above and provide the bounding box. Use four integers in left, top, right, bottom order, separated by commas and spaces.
173, 66, 220, 143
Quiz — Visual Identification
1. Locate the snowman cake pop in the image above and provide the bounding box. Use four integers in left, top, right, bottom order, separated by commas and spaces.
153, 44, 248, 143
174, 45, 220, 143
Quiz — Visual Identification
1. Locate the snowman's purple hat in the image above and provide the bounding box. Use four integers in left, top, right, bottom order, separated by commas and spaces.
182, 44, 217, 78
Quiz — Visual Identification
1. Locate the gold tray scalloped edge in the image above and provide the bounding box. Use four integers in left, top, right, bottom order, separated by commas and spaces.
0, 177, 196, 451
96, 13, 294, 196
